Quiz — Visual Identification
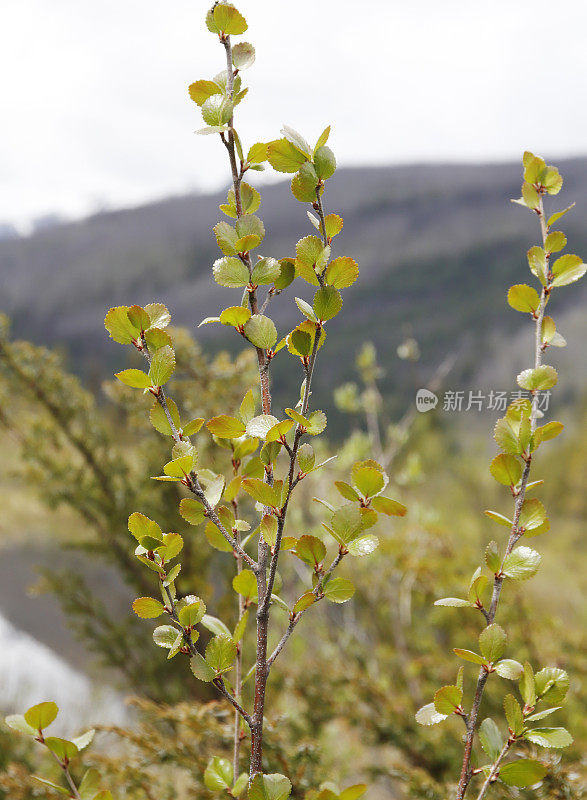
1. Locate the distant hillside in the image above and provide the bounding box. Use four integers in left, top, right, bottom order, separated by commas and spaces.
1, 160, 586, 417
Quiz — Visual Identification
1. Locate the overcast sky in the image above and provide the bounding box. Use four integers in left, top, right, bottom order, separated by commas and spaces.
2, 0, 586, 229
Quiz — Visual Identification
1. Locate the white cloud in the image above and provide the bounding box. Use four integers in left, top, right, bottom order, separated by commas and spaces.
1, 0, 586, 227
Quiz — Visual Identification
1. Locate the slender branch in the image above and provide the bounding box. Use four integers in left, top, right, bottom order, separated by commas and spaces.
232, 497, 245, 776
43, 746, 81, 799
139, 342, 257, 568
456, 195, 550, 799
160, 578, 254, 728
474, 739, 513, 800
267, 550, 345, 668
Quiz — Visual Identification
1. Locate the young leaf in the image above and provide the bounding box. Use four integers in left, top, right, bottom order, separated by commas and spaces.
24, 702, 58, 732
325, 256, 359, 288
507, 284, 540, 314
205, 634, 237, 673
415, 703, 448, 726
149, 345, 175, 386
248, 773, 292, 800
232, 569, 258, 601
499, 759, 547, 787
115, 369, 151, 389
495, 659, 524, 680
517, 365, 558, 391
479, 623, 507, 662
502, 546, 541, 580
479, 718, 503, 761
244, 315, 277, 349
489, 454, 522, 486
204, 757, 234, 791
207, 415, 246, 439
433, 685, 462, 715
132, 597, 164, 619
213, 257, 250, 288
524, 727, 573, 748
323, 577, 355, 603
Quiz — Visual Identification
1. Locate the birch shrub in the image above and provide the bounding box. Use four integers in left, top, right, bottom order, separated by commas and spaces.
2, 4, 583, 800
416, 154, 583, 799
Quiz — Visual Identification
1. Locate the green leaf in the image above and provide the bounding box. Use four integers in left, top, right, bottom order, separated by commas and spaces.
207, 415, 246, 439
297, 443, 315, 473
535, 667, 569, 704
274, 259, 295, 291
64, 730, 92, 757
205, 756, 234, 791
433, 685, 462, 715
313, 286, 342, 321
524, 727, 573, 748
201, 614, 232, 638
521, 181, 540, 209
267, 138, 307, 173
4, 714, 37, 735
179, 498, 206, 526
499, 759, 547, 787
325, 257, 359, 288
323, 577, 355, 603
132, 597, 164, 619
415, 702, 447, 726
526, 707, 562, 722
306, 410, 327, 435
485, 541, 501, 572
295, 296, 317, 322
293, 535, 326, 566
246, 414, 280, 439
44, 737, 79, 761
104, 306, 139, 344
149, 345, 175, 386
527, 246, 548, 284
293, 592, 316, 614
206, 634, 237, 673
79, 768, 101, 800
547, 203, 575, 227
153, 625, 182, 649
551, 253, 586, 286
453, 648, 486, 665
127, 304, 151, 331
24, 702, 58, 731
351, 461, 386, 498
232, 569, 258, 600
495, 659, 524, 680
213, 256, 250, 288
241, 478, 280, 508
248, 773, 292, 800
214, 221, 239, 255
347, 534, 379, 556
371, 496, 407, 516
244, 315, 277, 349
162, 455, 194, 478
32, 777, 70, 796
314, 145, 336, 180
213, 3, 248, 35
517, 365, 558, 391
179, 598, 206, 627
479, 623, 507, 662
244, 142, 267, 167
328, 504, 364, 545
291, 162, 320, 203
519, 662, 536, 707
116, 369, 151, 389
188, 79, 222, 106
489, 453, 522, 486
494, 416, 522, 455
149, 398, 180, 435
434, 597, 471, 608
232, 41, 255, 69
504, 694, 524, 735
479, 718, 503, 761
502, 546, 541, 580
252, 257, 281, 286
518, 498, 547, 531
190, 653, 215, 682
484, 510, 512, 527
259, 514, 278, 546
545, 230, 567, 253
507, 284, 541, 314
202, 95, 233, 126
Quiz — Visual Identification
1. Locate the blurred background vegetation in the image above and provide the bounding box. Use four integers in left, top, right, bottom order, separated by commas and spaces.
0, 163, 585, 798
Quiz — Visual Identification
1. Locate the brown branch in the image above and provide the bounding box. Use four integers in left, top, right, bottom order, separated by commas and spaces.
456, 194, 550, 799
